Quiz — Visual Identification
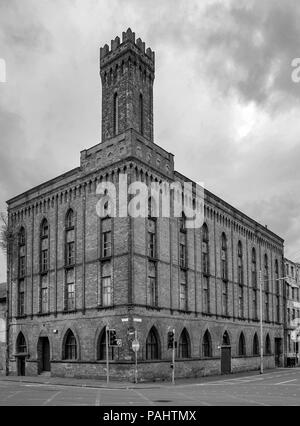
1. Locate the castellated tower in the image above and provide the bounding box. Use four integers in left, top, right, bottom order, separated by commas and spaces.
100, 28, 155, 142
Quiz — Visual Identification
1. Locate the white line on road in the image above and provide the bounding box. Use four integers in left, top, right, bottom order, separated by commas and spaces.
275, 379, 297, 385
132, 389, 155, 406
42, 391, 62, 406
95, 389, 101, 406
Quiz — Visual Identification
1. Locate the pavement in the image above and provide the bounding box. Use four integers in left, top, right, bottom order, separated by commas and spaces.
0, 367, 300, 405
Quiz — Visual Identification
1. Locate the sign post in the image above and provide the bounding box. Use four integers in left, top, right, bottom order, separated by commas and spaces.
172, 328, 175, 385
132, 331, 140, 384
106, 325, 109, 384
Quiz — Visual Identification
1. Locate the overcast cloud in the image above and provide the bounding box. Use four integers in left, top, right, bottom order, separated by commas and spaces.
1, 0, 300, 281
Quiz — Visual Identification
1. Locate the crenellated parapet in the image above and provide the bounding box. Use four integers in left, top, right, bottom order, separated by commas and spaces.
100, 28, 155, 76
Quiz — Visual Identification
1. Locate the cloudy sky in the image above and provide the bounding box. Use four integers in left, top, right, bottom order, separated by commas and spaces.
0, 0, 300, 281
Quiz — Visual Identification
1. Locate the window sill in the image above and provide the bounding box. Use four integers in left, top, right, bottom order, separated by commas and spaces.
62, 309, 77, 314
15, 315, 27, 319
97, 305, 115, 310
100, 256, 112, 262
37, 312, 50, 317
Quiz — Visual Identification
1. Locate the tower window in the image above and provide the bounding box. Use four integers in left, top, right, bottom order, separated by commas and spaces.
113, 92, 119, 135
139, 93, 144, 135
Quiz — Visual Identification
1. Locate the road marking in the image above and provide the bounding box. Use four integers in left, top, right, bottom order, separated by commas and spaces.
132, 389, 154, 405
42, 391, 61, 406
275, 379, 297, 385
225, 392, 270, 406
95, 389, 101, 406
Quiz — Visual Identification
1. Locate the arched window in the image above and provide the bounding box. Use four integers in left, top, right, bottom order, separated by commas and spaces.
221, 233, 228, 280
16, 332, 27, 354
97, 327, 115, 360
113, 92, 119, 135
66, 209, 74, 229
65, 209, 75, 266
179, 213, 187, 269
265, 334, 271, 355
146, 327, 160, 360
253, 333, 259, 356
41, 218, 49, 239
19, 227, 26, 246
178, 328, 191, 358
139, 93, 144, 135
237, 241, 243, 284
202, 330, 212, 358
251, 248, 257, 287
222, 331, 230, 346
264, 254, 269, 289
40, 219, 49, 273
202, 224, 210, 313
238, 332, 246, 356
63, 330, 77, 360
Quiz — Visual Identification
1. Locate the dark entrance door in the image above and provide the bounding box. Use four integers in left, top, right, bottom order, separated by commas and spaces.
18, 357, 26, 376
41, 337, 50, 372
275, 338, 282, 367
38, 337, 51, 373
221, 346, 231, 374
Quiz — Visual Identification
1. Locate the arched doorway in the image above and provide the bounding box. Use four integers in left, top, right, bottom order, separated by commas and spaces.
16, 332, 27, 376
37, 336, 51, 374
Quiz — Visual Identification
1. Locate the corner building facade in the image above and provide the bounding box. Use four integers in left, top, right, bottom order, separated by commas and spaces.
7, 29, 285, 381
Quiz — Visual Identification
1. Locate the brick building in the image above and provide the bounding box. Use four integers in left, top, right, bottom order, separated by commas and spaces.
6, 29, 285, 381
0, 282, 6, 375
284, 258, 300, 366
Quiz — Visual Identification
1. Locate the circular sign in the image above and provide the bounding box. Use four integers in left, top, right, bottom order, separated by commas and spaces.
132, 340, 140, 352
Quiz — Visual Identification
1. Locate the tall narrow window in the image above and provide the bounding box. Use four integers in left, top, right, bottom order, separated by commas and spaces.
16, 332, 27, 354
40, 219, 49, 273
65, 210, 75, 266
102, 230, 112, 258
41, 274, 48, 314
203, 330, 212, 358
237, 241, 244, 318
180, 271, 187, 311
222, 281, 228, 316
65, 268, 75, 311
179, 214, 187, 269
147, 261, 157, 307
202, 224, 210, 313
178, 329, 190, 358
251, 248, 257, 287
97, 327, 115, 360
252, 288, 258, 319
238, 332, 246, 356
102, 276, 112, 307
265, 334, 271, 355
146, 327, 160, 360
63, 330, 77, 360
139, 93, 144, 135
18, 279, 25, 316
113, 92, 119, 135
253, 333, 259, 355
148, 218, 156, 259
18, 228, 26, 316
221, 233, 228, 281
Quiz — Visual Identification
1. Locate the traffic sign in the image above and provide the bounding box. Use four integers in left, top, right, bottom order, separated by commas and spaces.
132, 339, 140, 352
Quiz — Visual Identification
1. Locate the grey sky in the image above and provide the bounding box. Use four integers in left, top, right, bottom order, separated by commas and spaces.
1, 0, 300, 281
